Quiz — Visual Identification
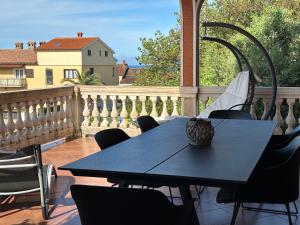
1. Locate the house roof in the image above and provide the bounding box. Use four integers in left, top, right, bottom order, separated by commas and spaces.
37, 37, 97, 50
116, 61, 129, 78
0, 49, 37, 65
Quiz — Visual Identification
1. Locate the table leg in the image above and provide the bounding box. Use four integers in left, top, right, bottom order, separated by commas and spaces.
179, 184, 200, 225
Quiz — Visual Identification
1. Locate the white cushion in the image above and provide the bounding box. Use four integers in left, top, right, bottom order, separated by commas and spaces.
197, 71, 250, 118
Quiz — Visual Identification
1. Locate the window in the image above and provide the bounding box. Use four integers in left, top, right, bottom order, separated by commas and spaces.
112, 67, 115, 77
105, 51, 108, 57
89, 68, 94, 75
46, 69, 53, 85
99, 50, 102, 57
64, 69, 77, 79
15, 69, 25, 79
25, 69, 34, 78
87, 49, 92, 56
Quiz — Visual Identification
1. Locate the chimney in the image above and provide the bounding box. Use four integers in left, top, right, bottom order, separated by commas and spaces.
15, 42, 23, 50
122, 60, 127, 65
27, 41, 36, 49
39, 41, 46, 47
77, 32, 83, 38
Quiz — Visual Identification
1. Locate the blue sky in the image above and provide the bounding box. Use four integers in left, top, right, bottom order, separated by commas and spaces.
0, 0, 179, 65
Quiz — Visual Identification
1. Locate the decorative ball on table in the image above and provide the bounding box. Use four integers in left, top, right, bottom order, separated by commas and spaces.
186, 118, 215, 146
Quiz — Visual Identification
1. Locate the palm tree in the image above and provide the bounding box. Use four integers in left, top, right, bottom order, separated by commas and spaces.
62, 70, 103, 85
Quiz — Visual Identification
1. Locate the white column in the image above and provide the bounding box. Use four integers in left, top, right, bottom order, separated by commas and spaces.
119, 96, 128, 128
100, 95, 109, 127
150, 96, 158, 118
171, 97, 179, 116
129, 96, 138, 128
139, 96, 148, 116
273, 99, 283, 134
24, 101, 33, 139
15, 102, 25, 142
31, 101, 41, 137
91, 95, 100, 127
53, 97, 60, 131
110, 96, 119, 127
66, 95, 73, 129
45, 99, 53, 133
39, 100, 48, 135
82, 95, 90, 127
160, 96, 169, 118
286, 98, 295, 133
59, 96, 66, 130
6, 104, 17, 144
0, 106, 7, 145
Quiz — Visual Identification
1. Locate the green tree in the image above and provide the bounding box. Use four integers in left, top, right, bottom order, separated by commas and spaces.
62, 70, 102, 85
232, 7, 300, 86
134, 25, 180, 86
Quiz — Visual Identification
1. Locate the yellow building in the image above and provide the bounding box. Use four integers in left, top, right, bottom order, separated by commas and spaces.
0, 32, 117, 90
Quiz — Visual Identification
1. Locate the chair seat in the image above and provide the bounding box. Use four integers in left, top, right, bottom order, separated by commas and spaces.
0, 164, 52, 193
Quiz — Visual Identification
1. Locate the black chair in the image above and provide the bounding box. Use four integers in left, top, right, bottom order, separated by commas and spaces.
0, 144, 55, 219
216, 137, 300, 225
208, 110, 252, 120
71, 185, 199, 225
137, 115, 159, 132
94, 128, 130, 186
267, 125, 300, 149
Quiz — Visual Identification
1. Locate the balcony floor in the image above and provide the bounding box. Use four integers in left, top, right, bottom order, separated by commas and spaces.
0, 138, 300, 225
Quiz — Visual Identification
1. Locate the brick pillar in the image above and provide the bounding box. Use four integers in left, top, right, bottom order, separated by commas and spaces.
180, 0, 204, 116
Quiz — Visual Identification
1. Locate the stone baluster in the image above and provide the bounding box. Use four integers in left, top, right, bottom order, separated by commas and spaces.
91, 95, 100, 127
100, 95, 109, 127
160, 96, 169, 118
24, 102, 33, 139
82, 95, 90, 127
53, 97, 60, 131
261, 98, 270, 120
0, 106, 7, 145
171, 97, 179, 116
59, 96, 66, 129
110, 96, 119, 127
130, 96, 138, 128
119, 96, 128, 128
66, 95, 73, 129
286, 98, 295, 133
15, 102, 25, 142
250, 98, 257, 120
39, 100, 48, 135
150, 96, 158, 118
45, 99, 53, 133
6, 104, 17, 144
139, 96, 148, 116
31, 101, 41, 137
273, 99, 283, 134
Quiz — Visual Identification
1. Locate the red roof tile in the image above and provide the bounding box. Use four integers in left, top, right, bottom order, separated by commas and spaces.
0, 50, 37, 65
37, 37, 97, 50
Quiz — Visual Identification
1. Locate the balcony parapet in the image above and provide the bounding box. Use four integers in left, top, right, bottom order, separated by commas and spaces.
0, 78, 27, 87
0, 86, 75, 152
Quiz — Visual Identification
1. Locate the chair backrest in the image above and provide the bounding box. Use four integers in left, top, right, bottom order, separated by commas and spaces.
269, 125, 300, 149
137, 115, 159, 133
94, 128, 130, 150
0, 146, 39, 193
71, 185, 198, 225
208, 110, 252, 120
260, 137, 300, 202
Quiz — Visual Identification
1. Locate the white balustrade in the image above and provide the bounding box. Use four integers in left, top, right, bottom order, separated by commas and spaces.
0, 86, 74, 151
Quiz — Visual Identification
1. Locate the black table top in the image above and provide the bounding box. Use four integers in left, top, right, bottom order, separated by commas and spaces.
60, 118, 276, 186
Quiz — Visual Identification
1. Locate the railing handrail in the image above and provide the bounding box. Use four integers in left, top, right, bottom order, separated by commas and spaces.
0, 85, 74, 104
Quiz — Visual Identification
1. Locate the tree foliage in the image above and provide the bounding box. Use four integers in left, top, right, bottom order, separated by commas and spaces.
62, 70, 102, 85
136, 1, 300, 87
